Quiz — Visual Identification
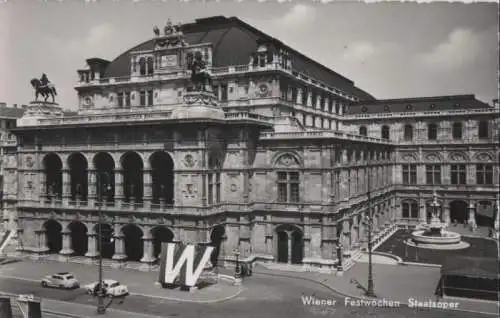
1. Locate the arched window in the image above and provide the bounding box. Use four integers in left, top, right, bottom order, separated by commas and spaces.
381, 125, 390, 140
139, 58, 146, 76
478, 120, 489, 139
428, 123, 437, 140
403, 124, 413, 141
359, 126, 367, 136
452, 122, 463, 140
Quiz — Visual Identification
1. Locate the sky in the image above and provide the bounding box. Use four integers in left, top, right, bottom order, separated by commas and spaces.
0, 0, 498, 110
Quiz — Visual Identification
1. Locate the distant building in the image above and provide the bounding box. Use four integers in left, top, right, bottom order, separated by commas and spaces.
6, 16, 500, 271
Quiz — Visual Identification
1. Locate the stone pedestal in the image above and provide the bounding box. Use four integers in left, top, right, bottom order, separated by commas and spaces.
112, 235, 127, 262
58, 230, 73, 261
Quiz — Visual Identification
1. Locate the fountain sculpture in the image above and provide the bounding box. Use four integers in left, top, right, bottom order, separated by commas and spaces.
409, 191, 469, 250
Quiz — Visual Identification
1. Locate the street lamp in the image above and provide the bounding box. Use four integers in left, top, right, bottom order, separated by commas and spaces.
365, 167, 376, 298
233, 249, 241, 279
96, 172, 111, 315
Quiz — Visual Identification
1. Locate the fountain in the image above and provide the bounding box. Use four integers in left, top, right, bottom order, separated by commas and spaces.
408, 191, 470, 250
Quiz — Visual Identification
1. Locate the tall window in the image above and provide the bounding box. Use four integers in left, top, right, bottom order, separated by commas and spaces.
404, 124, 413, 141
359, 126, 367, 136
451, 164, 466, 185
402, 164, 417, 184
139, 58, 146, 76
428, 123, 437, 140
425, 165, 441, 185
478, 121, 489, 139
476, 164, 493, 185
117, 92, 124, 108
277, 172, 300, 203
146, 57, 154, 75
220, 84, 228, 101
139, 91, 146, 106
452, 122, 463, 140
207, 173, 221, 205
381, 125, 390, 140
402, 202, 419, 219
147, 90, 154, 106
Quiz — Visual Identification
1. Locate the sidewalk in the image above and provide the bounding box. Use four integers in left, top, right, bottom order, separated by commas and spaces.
240, 262, 499, 315
0, 259, 241, 303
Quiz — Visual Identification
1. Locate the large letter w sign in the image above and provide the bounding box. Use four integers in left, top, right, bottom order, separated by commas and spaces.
158, 243, 214, 288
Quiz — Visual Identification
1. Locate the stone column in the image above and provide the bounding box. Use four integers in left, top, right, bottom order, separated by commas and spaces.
143, 169, 152, 209
62, 169, 71, 205
140, 233, 155, 264
443, 204, 451, 225
35, 230, 49, 253
59, 228, 73, 256
306, 90, 312, 107
468, 202, 477, 230
324, 96, 329, 112
115, 169, 124, 208
286, 230, 293, 264
112, 224, 126, 261
85, 233, 98, 258
88, 170, 96, 207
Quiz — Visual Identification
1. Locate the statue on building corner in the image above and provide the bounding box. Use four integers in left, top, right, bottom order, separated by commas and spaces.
30, 73, 57, 103
153, 25, 160, 37
186, 51, 212, 92
164, 19, 174, 36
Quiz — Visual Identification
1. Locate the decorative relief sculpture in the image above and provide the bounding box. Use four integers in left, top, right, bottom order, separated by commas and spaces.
401, 154, 417, 162
425, 153, 440, 162
183, 154, 196, 168
449, 152, 466, 161
25, 156, 34, 168
230, 184, 237, 192
183, 183, 197, 199
476, 153, 492, 162
277, 153, 299, 167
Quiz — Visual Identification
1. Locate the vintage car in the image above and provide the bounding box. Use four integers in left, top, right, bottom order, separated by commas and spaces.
84, 279, 129, 297
41, 272, 80, 289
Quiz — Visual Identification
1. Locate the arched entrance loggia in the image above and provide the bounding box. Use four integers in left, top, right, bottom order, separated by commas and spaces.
210, 225, 225, 267
152, 225, 174, 261
69, 221, 88, 256
122, 224, 144, 262
43, 219, 62, 254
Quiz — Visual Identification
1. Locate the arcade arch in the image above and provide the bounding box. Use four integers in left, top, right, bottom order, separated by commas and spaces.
94, 223, 114, 259
69, 221, 88, 256
149, 151, 175, 205
43, 219, 62, 253
68, 153, 88, 201
122, 224, 144, 261
449, 200, 468, 224
43, 153, 63, 199
93, 153, 115, 202
152, 225, 174, 259
121, 152, 144, 203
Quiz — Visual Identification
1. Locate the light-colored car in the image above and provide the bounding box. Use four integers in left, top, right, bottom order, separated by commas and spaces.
41, 272, 80, 289
84, 279, 129, 297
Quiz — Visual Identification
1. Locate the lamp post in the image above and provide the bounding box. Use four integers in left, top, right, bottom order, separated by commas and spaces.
96, 172, 111, 315
233, 249, 241, 279
365, 167, 376, 298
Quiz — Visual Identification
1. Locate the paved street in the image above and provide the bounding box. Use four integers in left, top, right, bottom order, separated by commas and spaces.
0, 259, 497, 318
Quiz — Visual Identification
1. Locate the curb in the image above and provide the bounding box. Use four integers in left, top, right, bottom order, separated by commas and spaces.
250, 268, 499, 316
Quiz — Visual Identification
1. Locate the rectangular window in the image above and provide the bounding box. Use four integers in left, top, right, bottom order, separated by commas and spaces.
220, 84, 228, 101
207, 173, 213, 205
147, 90, 154, 106
277, 172, 300, 203
139, 91, 146, 106
215, 173, 221, 203
425, 165, 441, 185
117, 92, 124, 108
125, 92, 131, 107
402, 164, 417, 185
452, 123, 463, 140
476, 164, 493, 185
451, 164, 466, 185
428, 123, 437, 140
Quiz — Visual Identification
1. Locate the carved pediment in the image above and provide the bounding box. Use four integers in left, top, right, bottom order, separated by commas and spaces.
275, 153, 301, 168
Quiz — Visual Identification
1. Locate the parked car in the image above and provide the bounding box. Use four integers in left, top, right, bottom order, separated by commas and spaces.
84, 279, 129, 297
41, 272, 80, 289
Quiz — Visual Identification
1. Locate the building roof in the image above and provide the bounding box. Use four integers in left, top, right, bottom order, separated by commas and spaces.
346, 94, 493, 115
102, 16, 375, 101
0, 106, 25, 119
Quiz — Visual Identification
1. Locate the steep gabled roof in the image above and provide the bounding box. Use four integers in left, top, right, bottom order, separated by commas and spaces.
346, 95, 493, 114
102, 16, 374, 101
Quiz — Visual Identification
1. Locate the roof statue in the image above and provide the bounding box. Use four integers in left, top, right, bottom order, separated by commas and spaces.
164, 19, 174, 36
30, 73, 57, 103
153, 25, 160, 37
186, 51, 212, 92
